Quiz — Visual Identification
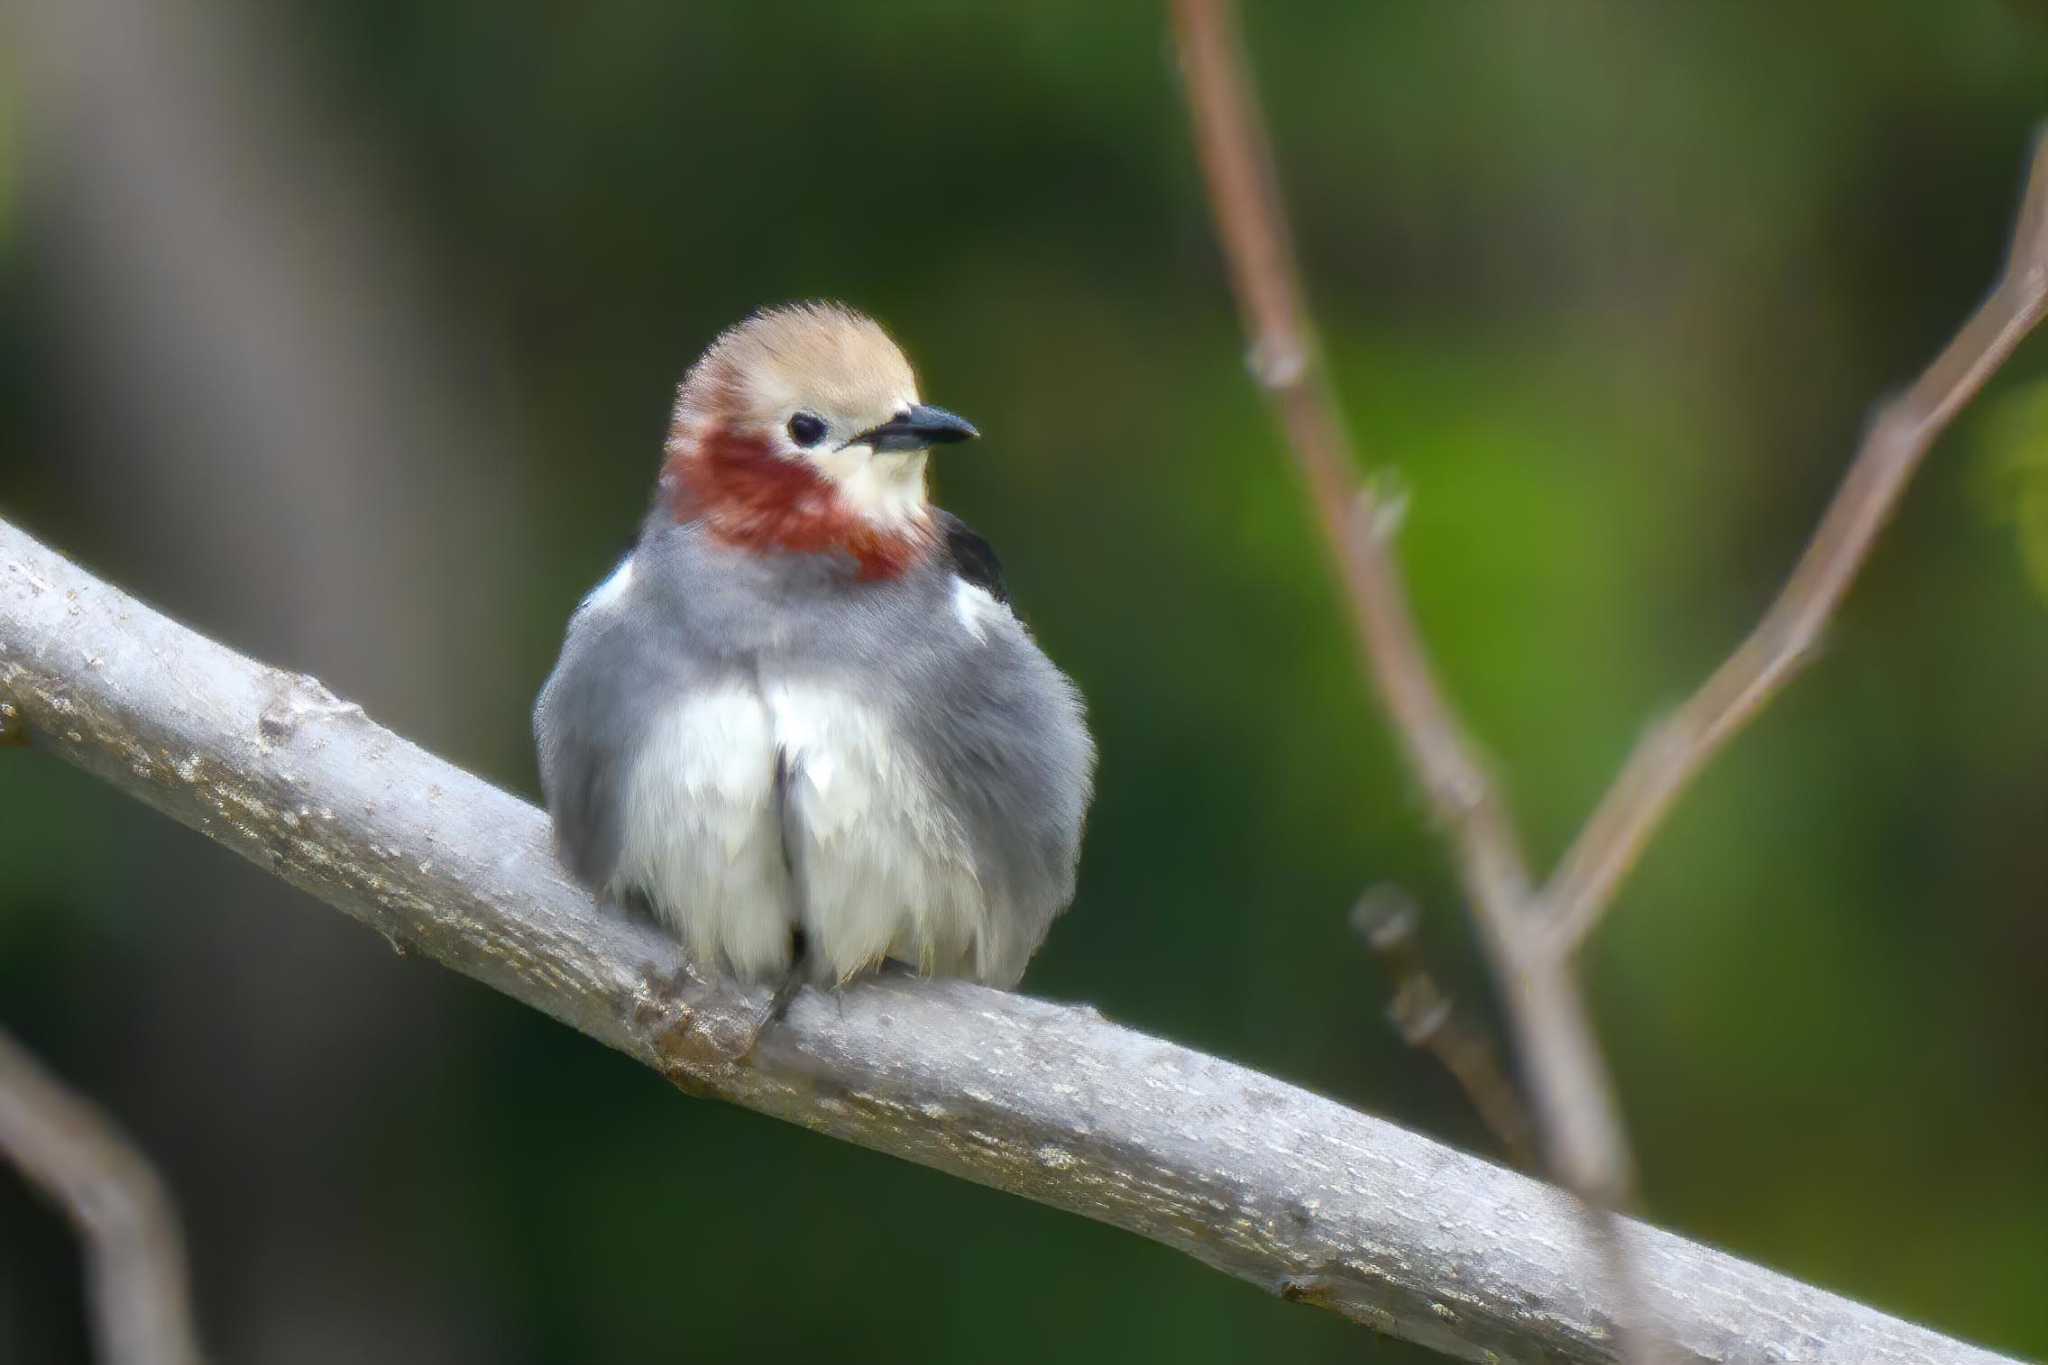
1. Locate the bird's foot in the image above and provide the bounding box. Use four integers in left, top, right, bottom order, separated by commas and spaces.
737, 960, 808, 1061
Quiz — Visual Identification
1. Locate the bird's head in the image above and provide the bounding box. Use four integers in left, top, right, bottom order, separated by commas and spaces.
661, 302, 978, 579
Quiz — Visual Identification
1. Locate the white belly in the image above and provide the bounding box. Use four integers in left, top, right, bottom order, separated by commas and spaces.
609, 679, 990, 983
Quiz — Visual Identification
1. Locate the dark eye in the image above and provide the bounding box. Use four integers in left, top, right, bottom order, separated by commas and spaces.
787, 413, 827, 447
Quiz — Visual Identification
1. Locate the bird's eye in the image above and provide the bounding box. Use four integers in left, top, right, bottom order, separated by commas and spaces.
787, 413, 827, 448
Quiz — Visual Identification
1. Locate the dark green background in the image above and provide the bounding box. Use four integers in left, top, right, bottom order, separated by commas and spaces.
4, 3, 2045, 1362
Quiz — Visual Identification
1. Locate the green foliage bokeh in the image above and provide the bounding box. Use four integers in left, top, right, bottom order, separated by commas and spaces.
2, 3, 2045, 1362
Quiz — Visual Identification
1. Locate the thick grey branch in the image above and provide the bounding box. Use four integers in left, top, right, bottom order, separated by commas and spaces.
0, 1027, 203, 1365
0, 517, 2018, 1365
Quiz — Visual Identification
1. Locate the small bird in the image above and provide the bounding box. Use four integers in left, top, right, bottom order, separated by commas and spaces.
535, 302, 1095, 1011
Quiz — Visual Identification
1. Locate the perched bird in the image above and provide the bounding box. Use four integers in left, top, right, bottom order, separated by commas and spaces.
535, 302, 1095, 1010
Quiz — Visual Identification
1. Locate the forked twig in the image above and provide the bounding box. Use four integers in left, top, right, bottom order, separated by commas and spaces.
1170, 3, 2048, 1360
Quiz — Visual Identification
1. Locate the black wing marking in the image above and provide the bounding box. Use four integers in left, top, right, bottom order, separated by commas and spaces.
936, 508, 1008, 604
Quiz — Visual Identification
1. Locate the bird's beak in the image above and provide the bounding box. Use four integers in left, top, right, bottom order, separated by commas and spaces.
853, 404, 980, 454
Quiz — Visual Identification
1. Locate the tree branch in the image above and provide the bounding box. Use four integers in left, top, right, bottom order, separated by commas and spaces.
0, 526, 2023, 1362
0, 1026, 204, 1365
1541, 131, 2048, 952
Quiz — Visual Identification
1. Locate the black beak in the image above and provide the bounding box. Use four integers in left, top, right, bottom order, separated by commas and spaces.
853, 404, 980, 453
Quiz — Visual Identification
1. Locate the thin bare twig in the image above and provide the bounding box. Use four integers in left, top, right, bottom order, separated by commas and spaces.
1352, 889, 1536, 1169
1168, 0, 1638, 1218
1541, 133, 2048, 953
0, 1027, 204, 1365
1167, 0, 1532, 926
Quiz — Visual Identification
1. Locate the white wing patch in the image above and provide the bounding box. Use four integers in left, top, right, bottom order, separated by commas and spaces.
615, 678, 995, 984
951, 578, 1003, 644
581, 555, 636, 614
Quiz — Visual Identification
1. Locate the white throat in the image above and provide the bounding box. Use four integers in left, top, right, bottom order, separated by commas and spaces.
809, 446, 930, 529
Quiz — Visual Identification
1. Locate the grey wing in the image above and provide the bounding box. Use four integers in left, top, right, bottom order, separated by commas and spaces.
901, 586, 1096, 986
534, 605, 644, 892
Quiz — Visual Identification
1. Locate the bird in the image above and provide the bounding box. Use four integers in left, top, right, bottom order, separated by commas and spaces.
534, 302, 1095, 1016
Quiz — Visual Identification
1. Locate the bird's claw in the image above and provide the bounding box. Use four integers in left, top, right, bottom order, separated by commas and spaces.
736, 964, 807, 1062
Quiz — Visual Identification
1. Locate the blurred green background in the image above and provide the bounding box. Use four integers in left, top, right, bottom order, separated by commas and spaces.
4, 2, 2046, 1362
